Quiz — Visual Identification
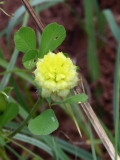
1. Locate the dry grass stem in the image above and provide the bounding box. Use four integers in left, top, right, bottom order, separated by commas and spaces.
74, 81, 120, 160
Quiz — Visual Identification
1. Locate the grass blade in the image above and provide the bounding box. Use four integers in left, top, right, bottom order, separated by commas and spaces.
103, 8, 120, 154
0, 58, 34, 85
5, 121, 101, 160
13, 133, 53, 156
55, 137, 101, 160
6, 145, 26, 160
84, 0, 100, 81
89, 122, 97, 160
10, 77, 30, 112
103, 10, 120, 42
113, 40, 120, 157
0, 48, 19, 90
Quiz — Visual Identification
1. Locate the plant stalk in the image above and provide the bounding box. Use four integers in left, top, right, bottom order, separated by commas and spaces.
8, 97, 43, 139
21, 0, 44, 32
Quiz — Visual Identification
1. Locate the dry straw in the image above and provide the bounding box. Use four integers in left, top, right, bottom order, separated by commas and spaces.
74, 76, 120, 160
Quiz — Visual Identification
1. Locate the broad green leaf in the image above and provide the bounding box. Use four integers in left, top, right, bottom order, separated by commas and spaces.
22, 49, 38, 69
28, 109, 59, 135
39, 22, 66, 57
53, 94, 88, 105
14, 27, 36, 53
0, 102, 19, 126
0, 92, 8, 112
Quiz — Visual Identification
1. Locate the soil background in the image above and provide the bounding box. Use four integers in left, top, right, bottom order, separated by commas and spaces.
0, 0, 120, 160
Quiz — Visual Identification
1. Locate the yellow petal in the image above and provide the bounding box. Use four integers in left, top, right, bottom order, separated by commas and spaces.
33, 51, 79, 98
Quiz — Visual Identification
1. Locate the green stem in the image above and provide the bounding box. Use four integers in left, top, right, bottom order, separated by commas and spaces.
88, 122, 97, 160
0, 69, 30, 76
8, 97, 43, 139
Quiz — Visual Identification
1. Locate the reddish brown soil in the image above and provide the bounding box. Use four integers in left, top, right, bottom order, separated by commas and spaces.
0, 0, 119, 160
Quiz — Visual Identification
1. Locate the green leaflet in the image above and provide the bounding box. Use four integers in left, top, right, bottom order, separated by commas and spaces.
22, 49, 38, 69
0, 92, 8, 112
14, 27, 36, 53
28, 109, 59, 135
53, 93, 88, 105
0, 102, 19, 127
39, 22, 66, 57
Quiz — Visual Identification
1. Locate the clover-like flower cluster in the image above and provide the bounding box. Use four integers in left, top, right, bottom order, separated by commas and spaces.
34, 51, 79, 99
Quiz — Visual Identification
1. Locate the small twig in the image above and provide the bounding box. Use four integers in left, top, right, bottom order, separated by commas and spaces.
74, 79, 120, 160
0, 7, 13, 17
21, 0, 44, 33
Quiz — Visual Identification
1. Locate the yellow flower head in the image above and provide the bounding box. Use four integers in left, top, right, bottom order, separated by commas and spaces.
34, 51, 79, 99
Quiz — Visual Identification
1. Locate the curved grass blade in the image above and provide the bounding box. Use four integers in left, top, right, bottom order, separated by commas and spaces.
13, 133, 53, 156
0, 58, 34, 85
4, 135, 43, 160
6, 145, 26, 160
5, 121, 102, 160
0, 48, 19, 90
103, 10, 120, 42
89, 122, 97, 160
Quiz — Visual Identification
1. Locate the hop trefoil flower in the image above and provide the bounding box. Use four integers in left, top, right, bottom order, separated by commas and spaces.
34, 51, 79, 99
